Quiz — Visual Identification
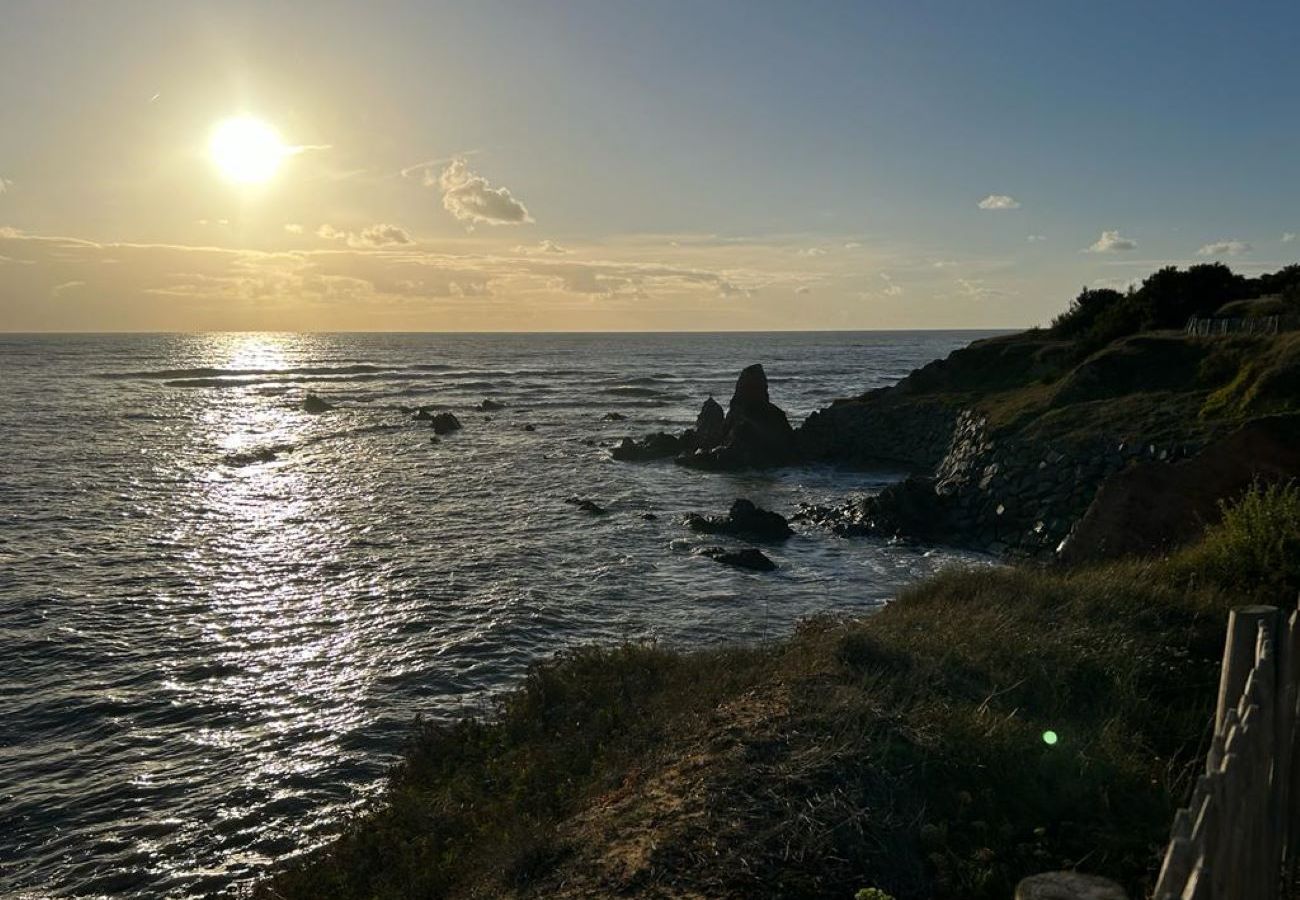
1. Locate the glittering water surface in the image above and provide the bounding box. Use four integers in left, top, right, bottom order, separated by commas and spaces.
0, 331, 996, 898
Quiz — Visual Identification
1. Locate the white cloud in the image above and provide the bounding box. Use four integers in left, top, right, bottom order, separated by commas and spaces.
956, 278, 1003, 300
0, 177, 12, 194
797, 247, 827, 257
284, 223, 304, 234
843, 241, 862, 249
883, 283, 904, 296
1027, 234, 1046, 242
1196, 239, 1251, 257
516, 240, 570, 255
1085, 230, 1137, 253
1283, 232, 1297, 243
794, 285, 811, 295
436, 158, 532, 227
978, 194, 1020, 210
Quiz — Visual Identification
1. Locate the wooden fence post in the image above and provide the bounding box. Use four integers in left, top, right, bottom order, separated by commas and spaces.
1216, 606, 1280, 733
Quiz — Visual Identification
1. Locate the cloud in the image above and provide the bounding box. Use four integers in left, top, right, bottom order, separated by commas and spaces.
1085, 230, 1137, 253
516, 240, 570, 255
284, 223, 304, 234
353, 224, 414, 247
794, 285, 811, 295
1027, 234, 1046, 243
1284, 232, 1298, 243
796, 247, 827, 257
1196, 239, 1251, 257
0, 228, 762, 329
317, 223, 414, 248
436, 158, 532, 227
977, 194, 1020, 210
0, 177, 12, 194
843, 241, 862, 249
956, 278, 1003, 300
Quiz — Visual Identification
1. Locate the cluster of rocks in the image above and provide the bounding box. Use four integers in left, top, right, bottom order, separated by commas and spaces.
612, 364, 798, 470
684, 498, 793, 541
798, 408, 1205, 557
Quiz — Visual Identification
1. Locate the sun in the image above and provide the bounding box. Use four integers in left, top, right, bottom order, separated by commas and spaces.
209, 116, 289, 184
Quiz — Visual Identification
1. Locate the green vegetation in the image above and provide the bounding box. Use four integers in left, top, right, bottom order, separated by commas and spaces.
258, 486, 1300, 900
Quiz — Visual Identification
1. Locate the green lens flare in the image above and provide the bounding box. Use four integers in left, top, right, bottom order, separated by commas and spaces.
1042, 730, 1059, 746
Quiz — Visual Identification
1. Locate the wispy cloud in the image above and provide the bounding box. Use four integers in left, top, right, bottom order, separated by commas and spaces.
1085, 230, 1137, 253
0, 177, 12, 194
436, 159, 532, 227
317, 223, 414, 248
1196, 239, 1251, 257
516, 240, 570, 255
977, 194, 1020, 210
284, 223, 303, 234
1027, 234, 1046, 242
1283, 232, 1297, 243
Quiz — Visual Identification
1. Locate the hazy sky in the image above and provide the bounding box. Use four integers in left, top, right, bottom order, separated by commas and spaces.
2, 0, 1298, 331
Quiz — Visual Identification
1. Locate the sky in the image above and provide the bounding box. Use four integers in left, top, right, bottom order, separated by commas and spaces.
1, 0, 1298, 332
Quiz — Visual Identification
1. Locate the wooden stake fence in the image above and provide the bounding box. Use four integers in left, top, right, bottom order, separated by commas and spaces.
1151, 603, 1300, 900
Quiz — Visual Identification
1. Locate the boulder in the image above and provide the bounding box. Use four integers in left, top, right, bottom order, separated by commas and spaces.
678, 364, 798, 470
697, 546, 777, 572
478, 399, 506, 411
430, 412, 462, 435
601, 412, 628, 421
1058, 414, 1300, 565
610, 432, 682, 462
522, 424, 537, 432
684, 498, 793, 541
301, 393, 333, 414
1014, 872, 1127, 900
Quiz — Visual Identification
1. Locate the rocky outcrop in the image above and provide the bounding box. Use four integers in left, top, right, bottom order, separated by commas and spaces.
696, 546, 777, 572
478, 399, 506, 411
565, 496, 608, 515
678, 365, 798, 470
611, 432, 682, 461
691, 397, 726, 449
684, 499, 793, 541
1058, 414, 1300, 564
798, 398, 958, 471
430, 413, 462, 435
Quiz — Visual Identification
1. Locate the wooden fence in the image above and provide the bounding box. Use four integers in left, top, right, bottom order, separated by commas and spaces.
1151, 604, 1300, 899
1185, 316, 1300, 337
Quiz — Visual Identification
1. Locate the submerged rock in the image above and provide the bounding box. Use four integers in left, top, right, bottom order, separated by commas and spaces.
522, 424, 537, 432
684, 498, 793, 541
697, 546, 777, 572
565, 496, 608, 515
478, 399, 506, 411
301, 393, 334, 414
430, 412, 462, 435
601, 412, 627, 421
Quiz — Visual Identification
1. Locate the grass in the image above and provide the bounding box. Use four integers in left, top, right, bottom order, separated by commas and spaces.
254, 485, 1300, 900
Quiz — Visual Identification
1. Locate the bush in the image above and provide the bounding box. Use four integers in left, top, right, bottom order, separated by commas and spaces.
1183, 479, 1300, 597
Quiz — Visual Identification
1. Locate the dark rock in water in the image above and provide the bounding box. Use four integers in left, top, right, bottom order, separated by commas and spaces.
430, 412, 462, 435
522, 424, 537, 432
429, 436, 440, 444
301, 393, 333, 414
697, 546, 777, 572
479, 399, 506, 411
678, 364, 798, 470
224, 446, 283, 467
602, 412, 627, 421
692, 396, 726, 449
1059, 414, 1300, 564
684, 498, 793, 541
641, 512, 659, 521
611, 432, 682, 462
565, 496, 608, 515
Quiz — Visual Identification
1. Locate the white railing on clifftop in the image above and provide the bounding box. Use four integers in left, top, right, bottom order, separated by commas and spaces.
1185, 315, 1300, 337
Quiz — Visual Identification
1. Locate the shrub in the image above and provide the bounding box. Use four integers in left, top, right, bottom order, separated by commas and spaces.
1183, 479, 1300, 597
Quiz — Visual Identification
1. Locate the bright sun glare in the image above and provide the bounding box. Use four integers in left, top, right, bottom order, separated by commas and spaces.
209, 117, 288, 184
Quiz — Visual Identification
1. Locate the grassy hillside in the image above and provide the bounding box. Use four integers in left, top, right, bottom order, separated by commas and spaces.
256, 484, 1300, 900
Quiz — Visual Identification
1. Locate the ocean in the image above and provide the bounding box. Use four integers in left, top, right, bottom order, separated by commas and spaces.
0, 331, 996, 898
